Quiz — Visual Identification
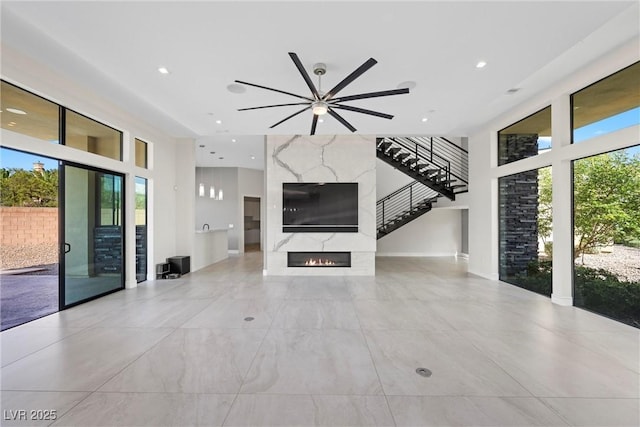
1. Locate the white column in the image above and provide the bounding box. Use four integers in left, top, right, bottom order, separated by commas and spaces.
124, 132, 137, 289
174, 139, 196, 258
551, 95, 573, 305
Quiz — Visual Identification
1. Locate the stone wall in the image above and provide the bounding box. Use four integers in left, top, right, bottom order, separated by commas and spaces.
498, 133, 539, 165
499, 169, 540, 277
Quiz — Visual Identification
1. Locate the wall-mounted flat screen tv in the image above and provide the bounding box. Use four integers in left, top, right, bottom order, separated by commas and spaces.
283, 183, 358, 232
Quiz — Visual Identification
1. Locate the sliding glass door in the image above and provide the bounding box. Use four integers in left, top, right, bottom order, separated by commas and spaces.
61, 163, 124, 307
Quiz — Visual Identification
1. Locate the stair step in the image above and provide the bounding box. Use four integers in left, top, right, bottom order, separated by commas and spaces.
450, 184, 467, 189
395, 153, 410, 162
378, 142, 392, 152
421, 169, 439, 176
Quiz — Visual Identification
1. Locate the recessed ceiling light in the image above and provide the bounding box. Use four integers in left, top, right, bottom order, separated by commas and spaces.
199, 144, 205, 148
8, 122, 16, 126
215, 120, 222, 124
250, 155, 256, 160
476, 61, 487, 69
421, 117, 429, 122
158, 67, 170, 74
6, 108, 27, 115
218, 156, 224, 160
231, 139, 237, 142
227, 83, 246, 94
506, 88, 521, 94
210, 151, 216, 154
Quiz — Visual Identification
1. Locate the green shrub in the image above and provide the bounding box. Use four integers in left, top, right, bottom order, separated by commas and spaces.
507, 261, 639, 328
575, 266, 640, 327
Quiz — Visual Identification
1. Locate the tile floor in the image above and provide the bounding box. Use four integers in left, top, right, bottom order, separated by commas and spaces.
1, 253, 638, 426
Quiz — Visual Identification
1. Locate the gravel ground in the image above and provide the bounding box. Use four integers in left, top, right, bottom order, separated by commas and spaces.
0, 243, 58, 270
576, 245, 640, 283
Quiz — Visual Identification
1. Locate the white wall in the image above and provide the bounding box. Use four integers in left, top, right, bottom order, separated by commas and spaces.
467, 37, 640, 304
174, 140, 195, 257
375, 155, 467, 256
377, 208, 461, 256
195, 166, 264, 252
375, 159, 413, 200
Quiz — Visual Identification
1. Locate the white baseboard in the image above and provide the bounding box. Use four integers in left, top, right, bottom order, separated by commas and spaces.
551, 294, 573, 306
228, 250, 240, 254
468, 270, 499, 281
376, 252, 457, 257
457, 253, 469, 260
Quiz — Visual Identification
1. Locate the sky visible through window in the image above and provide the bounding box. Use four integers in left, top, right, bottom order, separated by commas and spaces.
574, 107, 640, 144
1, 147, 57, 170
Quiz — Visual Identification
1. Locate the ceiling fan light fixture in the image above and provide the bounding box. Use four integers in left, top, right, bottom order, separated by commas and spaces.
312, 101, 328, 115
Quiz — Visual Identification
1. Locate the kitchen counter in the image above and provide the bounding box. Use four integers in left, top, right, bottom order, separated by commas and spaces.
192, 229, 228, 271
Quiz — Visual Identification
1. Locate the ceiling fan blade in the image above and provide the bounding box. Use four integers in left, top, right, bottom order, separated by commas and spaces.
331, 88, 410, 103
332, 104, 394, 120
269, 106, 311, 129
235, 80, 313, 101
324, 58, 377, 100
238, 102, 310, 111
327, 107, 356, 132
289, 52, 320, 100
310, 114, 318, 135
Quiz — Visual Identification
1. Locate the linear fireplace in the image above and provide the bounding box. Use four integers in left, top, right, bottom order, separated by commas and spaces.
287, 252, 351, 268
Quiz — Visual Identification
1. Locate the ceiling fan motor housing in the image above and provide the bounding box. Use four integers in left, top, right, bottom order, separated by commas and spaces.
313, 63, 327, 76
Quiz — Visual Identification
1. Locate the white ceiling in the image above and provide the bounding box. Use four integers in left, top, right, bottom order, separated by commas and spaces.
1, 1, 638, 167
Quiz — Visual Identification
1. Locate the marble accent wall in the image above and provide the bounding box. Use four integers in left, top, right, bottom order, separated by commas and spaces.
265, 135, 376, 276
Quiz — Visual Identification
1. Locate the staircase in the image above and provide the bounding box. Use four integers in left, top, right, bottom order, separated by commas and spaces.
377, 181, 440, 239
376, 136, 468, 201
376, 136, 468, 239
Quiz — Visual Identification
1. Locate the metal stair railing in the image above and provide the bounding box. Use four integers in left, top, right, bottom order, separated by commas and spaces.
408, 136, 468, 184
377, 181, 440, 231
378, 137, 469, 191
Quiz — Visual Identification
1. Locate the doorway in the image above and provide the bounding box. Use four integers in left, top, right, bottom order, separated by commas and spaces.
0, 148, 59, 330
243, 197, 261, 252
0, 147, 125, 329
61, 163, 125, 308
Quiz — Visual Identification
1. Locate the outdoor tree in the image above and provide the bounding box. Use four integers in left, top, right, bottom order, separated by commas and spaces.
0, 168, 59, 207
572, 151, 640, 259
537, 151, 640, 260
537, 167, 553, 256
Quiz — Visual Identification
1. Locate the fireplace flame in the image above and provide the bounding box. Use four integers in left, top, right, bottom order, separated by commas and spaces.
304, 258, 336, 266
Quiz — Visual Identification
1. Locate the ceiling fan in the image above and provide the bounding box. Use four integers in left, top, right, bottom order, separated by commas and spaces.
235, 52, 410, 135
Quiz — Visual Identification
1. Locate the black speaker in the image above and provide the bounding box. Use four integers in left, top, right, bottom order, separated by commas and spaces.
167, 256, 190, 275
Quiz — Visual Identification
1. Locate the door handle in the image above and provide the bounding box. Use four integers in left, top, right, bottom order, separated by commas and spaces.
64, 243, 71, 254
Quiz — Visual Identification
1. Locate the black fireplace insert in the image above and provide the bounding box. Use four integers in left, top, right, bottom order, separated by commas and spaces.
287, 252, 351, 267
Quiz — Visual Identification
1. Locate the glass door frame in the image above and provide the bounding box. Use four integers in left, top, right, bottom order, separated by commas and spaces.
135, 176, 148, 283
58, 160, 126, 310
